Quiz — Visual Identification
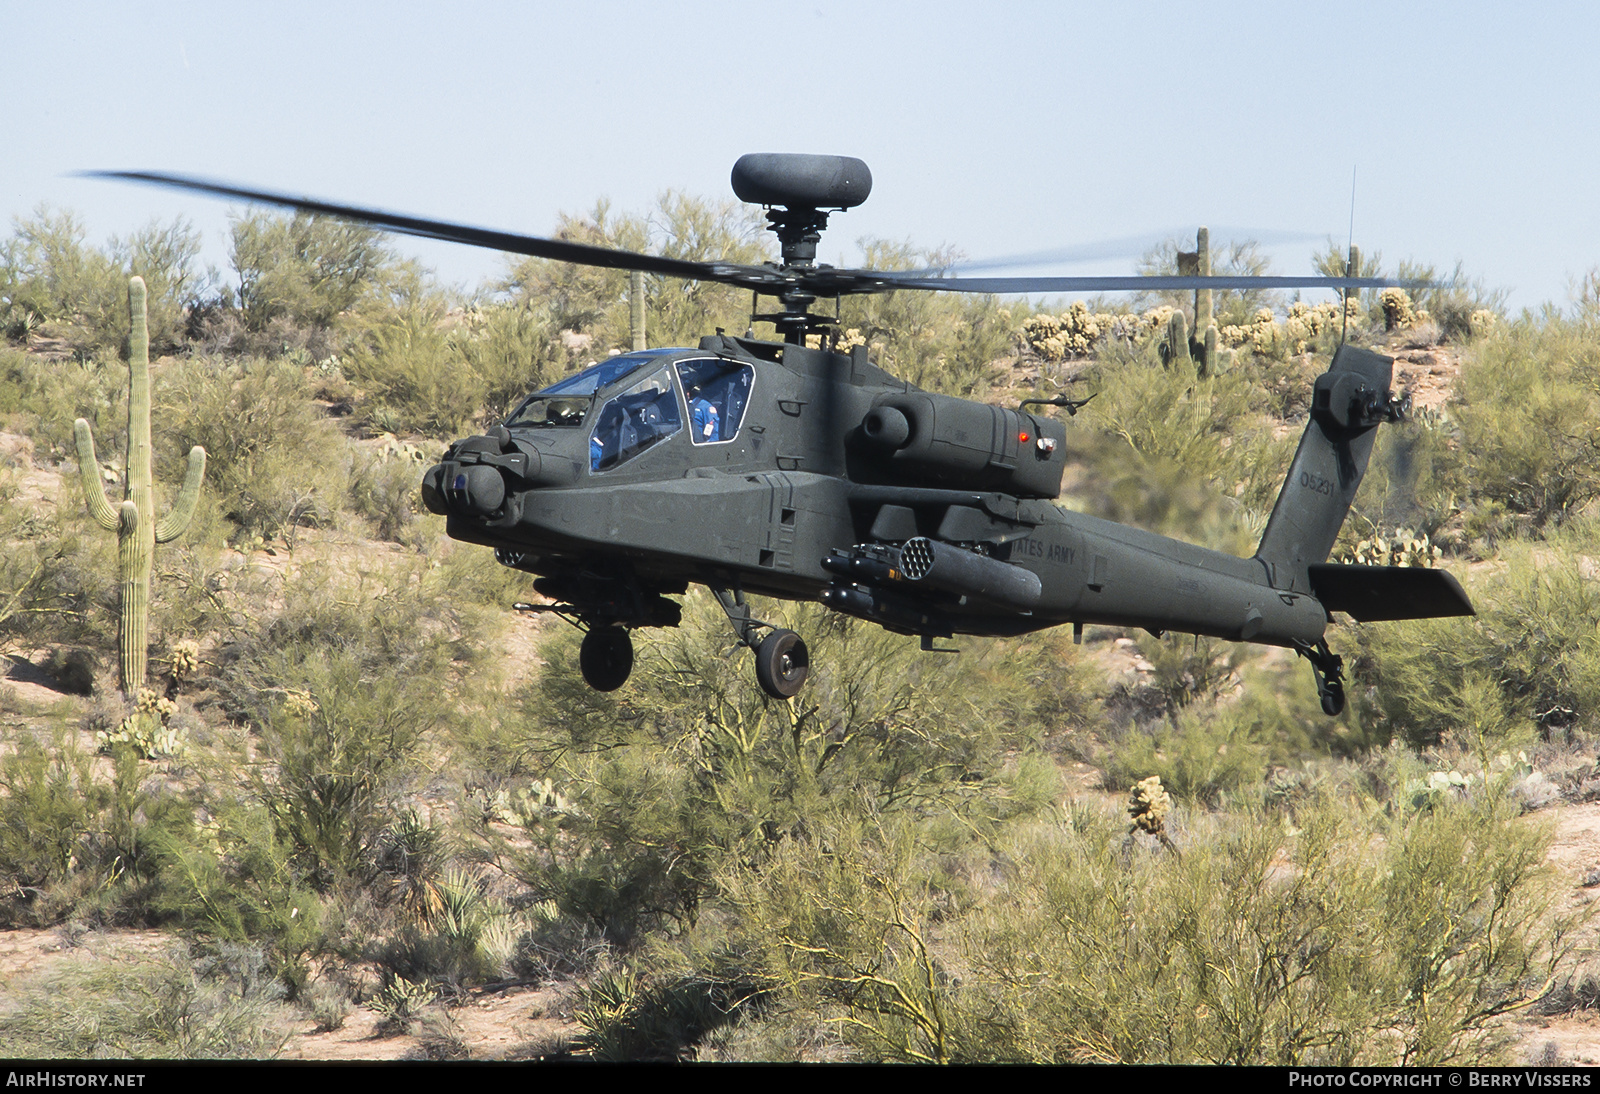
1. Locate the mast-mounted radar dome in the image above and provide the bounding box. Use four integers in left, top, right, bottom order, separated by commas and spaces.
731, 154, 872, 210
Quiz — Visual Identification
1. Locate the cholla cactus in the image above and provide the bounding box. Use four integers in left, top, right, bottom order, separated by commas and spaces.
1469, 309, 1500, 338
1380, 288, 1420, 331
835, 327, 867, 351
1022, 303, 1121, 360
1128, 775, 1172, 836
1248, 308, 1284, 356
169, 638, 200, 681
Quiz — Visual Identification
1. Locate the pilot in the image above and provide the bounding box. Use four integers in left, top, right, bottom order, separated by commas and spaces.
689, 384, 721, 443
591, 404, 624, 471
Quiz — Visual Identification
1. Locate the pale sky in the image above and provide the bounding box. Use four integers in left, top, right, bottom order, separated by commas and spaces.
6, 1, 1597, 312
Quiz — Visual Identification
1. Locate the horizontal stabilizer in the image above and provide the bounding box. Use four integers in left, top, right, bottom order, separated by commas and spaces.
1308, 563, 1475, 622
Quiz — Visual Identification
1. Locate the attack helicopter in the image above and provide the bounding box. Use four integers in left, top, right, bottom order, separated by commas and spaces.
96, 155, 1474, 714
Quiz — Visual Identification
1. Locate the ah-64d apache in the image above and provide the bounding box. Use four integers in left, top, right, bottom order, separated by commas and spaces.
97, 155, 1473, 713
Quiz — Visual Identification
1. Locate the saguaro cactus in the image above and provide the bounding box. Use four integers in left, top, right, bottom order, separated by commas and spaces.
1162, 309, 1191, 367
74, 277, 207, 693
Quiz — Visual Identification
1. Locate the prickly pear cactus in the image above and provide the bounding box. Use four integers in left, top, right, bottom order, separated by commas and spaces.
74, 277, 207, 694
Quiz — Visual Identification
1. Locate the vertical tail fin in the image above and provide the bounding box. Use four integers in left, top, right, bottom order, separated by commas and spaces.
1255, 344, 1403, 594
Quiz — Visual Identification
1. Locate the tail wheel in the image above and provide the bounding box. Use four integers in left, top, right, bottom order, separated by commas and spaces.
1320, 678, 1346, 716
755, 629, 809, 699
580, 626, 634, 692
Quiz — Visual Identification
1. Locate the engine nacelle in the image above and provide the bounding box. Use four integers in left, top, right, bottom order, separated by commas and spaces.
858, 392, 1066, 499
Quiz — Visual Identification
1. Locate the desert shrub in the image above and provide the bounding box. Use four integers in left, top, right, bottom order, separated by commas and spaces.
0, 342, 126, 459
449, 300, 563, 425
940, 790, 1569, 1064
0, 467, 117, 652
0, 724, 200, 928
1341, 405, 1463, 551
342, 288, 565, 436
371, 869, 510, 994
0, 724, 107, 897
837, 240, 1013, 396
240, 649, 438, 888
1450, 319, 1600, 537
720, 788, 1566, 1063
347, 446, 425, 543
1104, 698, 1277, 805
342, 295, 464, 434
1073, 343, 1295, 541
505, 593, 1088, 948
502, 193, 768, 354
1395, 260, 1506, 342
155, 355, 350, 540
230, 210, 394, 333
0, 946, 290, 1058
571, 952, 775, 1062
1349, 536, 1600, 747
1, 209, 206, 356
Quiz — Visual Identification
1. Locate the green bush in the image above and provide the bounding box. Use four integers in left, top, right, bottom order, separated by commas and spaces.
505, 593, 1089, 947
502, 193, 768, 354
944, 791, 1568, 1064
154, 355, 350, 540
720, 788, 1568, 1064
1070, 343, 1295, 548
342, 290, 564, 436
1349, 534, 1600, 746
1451, 319, 1600, 536
230, 210, 393, 333
0, 946, 290, 1058
0, 724, 107, 896
1, 208, 206, 356
837, 240, 1013, 396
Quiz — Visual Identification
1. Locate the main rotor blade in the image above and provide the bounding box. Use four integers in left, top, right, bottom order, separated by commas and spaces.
897, 227, 1326, 277
85, 172, 1421, 302
84, 170, 758, 284
869, 273, 1414, 294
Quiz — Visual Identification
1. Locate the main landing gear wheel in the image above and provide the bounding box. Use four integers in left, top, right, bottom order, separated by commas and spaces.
755, 629, 809, 699
580, 626, 634, 692
1320, 678, 1346, 717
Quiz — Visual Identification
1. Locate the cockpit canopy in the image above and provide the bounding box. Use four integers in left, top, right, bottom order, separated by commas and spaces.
504, 349, 677, 429
504, 348, 758, 475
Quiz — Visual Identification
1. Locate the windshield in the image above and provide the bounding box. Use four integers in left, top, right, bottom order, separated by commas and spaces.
504, 350, 675, 428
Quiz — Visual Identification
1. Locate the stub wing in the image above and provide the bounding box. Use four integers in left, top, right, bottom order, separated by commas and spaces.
1307, 563, 1476, 622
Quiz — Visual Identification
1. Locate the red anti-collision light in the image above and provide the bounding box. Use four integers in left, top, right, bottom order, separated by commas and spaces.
1018, 431, 1030, 443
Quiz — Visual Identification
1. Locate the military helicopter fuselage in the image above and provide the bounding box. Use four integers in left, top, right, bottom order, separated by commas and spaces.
420, 330, 1471, 711
96, 154, 1475, 710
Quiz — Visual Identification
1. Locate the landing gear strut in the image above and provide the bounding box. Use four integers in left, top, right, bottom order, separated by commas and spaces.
579, 626, 634, 692
710, 581, 810, 699
1295, 638, 1346, 716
